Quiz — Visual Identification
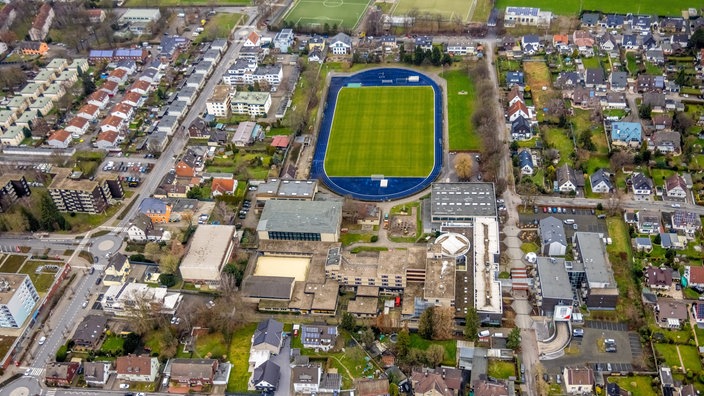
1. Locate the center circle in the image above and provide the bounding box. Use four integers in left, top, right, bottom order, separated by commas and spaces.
323, 0, 343, 7
98, 240, 115, 251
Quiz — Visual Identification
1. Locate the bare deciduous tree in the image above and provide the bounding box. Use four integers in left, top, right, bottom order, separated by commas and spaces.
453, 153, 473, 181
431, 306, 454, 340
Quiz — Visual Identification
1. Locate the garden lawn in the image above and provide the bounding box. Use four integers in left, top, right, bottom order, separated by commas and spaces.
581, 56, 601, 70
227, 323, 258, 392
195, 332, 229, 360
488, 360, 516, 379
655, 343, 684, 370
409, 333, 456, 366
442, 69, 480, 151
650, 168, 675, 186
523, 61, 552, 110
678, 345, 703, 372
494, 0, 691, 16
0, 255, 26, 273
100, 336, 125, 355
325, 86, 435, 177
543, 127, 574, 166
608, 376, 658, 396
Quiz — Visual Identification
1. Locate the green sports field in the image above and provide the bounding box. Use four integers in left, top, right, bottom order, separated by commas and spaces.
495, 0, 693, 16
392, 0, 475, 21
324, 86, 435, 177
283, 0, 371, 30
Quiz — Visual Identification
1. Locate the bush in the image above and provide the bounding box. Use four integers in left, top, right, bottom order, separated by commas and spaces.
56, 345, 68, 362
370, 235, 379, 243
159, 273, 177, 288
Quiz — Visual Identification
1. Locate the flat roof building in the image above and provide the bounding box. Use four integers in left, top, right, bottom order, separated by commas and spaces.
180, 225, 236, 286
574, 232, 618, 310
257, 200, 341, 242
534, 257, 574, 316
48, 168, 122, 214
0, 273, 39, 328
431, 183, 497, 223
256, 179, 317, 211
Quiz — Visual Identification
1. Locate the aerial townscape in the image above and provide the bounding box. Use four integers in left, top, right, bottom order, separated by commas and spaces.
1, 1, 704, 396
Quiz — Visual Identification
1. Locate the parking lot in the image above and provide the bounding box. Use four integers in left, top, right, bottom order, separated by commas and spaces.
519, 210, 608, 240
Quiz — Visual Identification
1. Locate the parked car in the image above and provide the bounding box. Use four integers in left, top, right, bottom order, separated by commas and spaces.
572, 328, 584, 337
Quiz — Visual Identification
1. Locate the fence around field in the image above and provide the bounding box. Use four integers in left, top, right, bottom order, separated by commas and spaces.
311, 68, 443, 201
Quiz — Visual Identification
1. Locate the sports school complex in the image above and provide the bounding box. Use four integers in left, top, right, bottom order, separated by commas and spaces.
311, 68, 443, 201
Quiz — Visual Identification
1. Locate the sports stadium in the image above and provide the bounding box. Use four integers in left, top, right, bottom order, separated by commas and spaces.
311, 68, 443, 201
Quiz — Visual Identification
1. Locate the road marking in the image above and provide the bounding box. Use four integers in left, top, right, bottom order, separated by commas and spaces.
45, 390, 56, 396
24, 367, 44, 376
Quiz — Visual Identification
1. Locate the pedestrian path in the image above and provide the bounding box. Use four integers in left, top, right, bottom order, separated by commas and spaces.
22, 367, 44, 376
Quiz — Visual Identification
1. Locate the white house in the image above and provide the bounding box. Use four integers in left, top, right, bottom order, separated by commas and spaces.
563, 367, 594, 395
329, 33, 352, 55
65, 117, 90, 137
47, 130, 72, 149
664, 175, 688, 199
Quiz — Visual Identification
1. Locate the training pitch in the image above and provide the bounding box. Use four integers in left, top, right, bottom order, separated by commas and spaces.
324, 86, 435, 178
391, 0, 475, 22
283, 0, 371, 30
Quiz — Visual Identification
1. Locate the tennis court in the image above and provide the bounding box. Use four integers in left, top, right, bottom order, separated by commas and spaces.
283, 0, 371, 30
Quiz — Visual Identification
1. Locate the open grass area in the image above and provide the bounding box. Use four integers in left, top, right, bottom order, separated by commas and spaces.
284, 0, 371, 29
488, 360, 516, 379
324, 86, 435, 177
126, 0, 249, 6
194, 332, 229, 360
608, 376, 658, 396
100, 336, 125, 355
227, 323, 258, 392
494, 0, 692, 16
470, 0, 492, 22
655, 343, 683, 370
196, 13, 245, 42
392, 0, 474, 21
520, 242, 539, 253
605, 216, 645, 323
678, 345, 703, 372
442, 69, 480, 151
409, 333, 456, 366
543, 127, 574, 166
524, 61, 552, 111
0, 255, 26, 273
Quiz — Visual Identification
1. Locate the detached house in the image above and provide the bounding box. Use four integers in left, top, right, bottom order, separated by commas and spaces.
630, 172, 654, 197
103, 253, 131, 286
555, 71, 581, 88
644, 266, 672, 290
610, 122, 642, 148
71, 315, 108, 352
518, 150, 534, 175
127, 213, 165, 242
507, 101, 530, 122
664, 174, 688, 199
301, 325, 338, 352
84, 361, 111, 386
251, 319, 284, 355
539, 216, 567, 256
649, 131, 680, 153
116, 355, 160, 383
45, 362, 79, 387
573, 30, 595, 56
590, 169, 614, 194
511, 115, 532, 140
637, 210, 661, 234
329, 33, 352, 55
556, 164, 582, 193
585, 68, 606, 90
66, 117, 90, 137
672, 210, 702, 236
521, 34, 540, 54
251, 360, 280, 392
168, 359, 218, 393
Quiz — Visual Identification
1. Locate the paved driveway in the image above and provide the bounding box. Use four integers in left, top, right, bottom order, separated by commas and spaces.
272, 336, 292, 396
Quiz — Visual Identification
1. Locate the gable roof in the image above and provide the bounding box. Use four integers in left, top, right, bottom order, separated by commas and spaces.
631, 172, 653, 190
252, 360, 280, 388
330, 32, 351, 46
540, 216, 567, 247
246, 31, 261, 44
644, 265, 672, 287
97, 131, 119, 143
108, 253, 129, 272
518, 150, 533, 168
590, 168, 613, 190
71, 315, 107, 344
115, 354, 154, 375
170, 358, 217, 380
253, 318, 283, 348
611, 122, 642, 143
508, 100, 529, 117
212, 178, 236, 194
139, 197, 169, 214
556, 164, 583, 187
665, 174, 687, 193
49, 129, 71, 142
130, 213, 154, 233
411, 371, 453, 396
689, 266, 704, 284
585, 68, 605, 85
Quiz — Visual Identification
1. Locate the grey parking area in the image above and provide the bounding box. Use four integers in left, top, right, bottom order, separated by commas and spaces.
593, 362, 633, 373
585, 321, 628, 331
628, 333, 643, 359
518, 212, 608, 238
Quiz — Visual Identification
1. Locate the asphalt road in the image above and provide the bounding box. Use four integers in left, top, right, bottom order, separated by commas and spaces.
117, 11, 259, 230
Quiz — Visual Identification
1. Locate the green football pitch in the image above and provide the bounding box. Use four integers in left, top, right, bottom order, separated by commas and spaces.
324, 86, 435, 177
283, 0, 371, 29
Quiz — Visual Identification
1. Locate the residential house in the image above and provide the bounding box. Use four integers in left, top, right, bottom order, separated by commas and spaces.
511, 115, 532, 140
0, 4, 18, 32
329, 33, 352, 55
634, 237, 653, 252
115, 355, 160, 383
43, 83, 66, 102
590, 169, 614, 194
642, 35, 658, 51
274, 29, 294, 52
649, 130, 680, 152
692, 302, 704, 326
292, 364, 322, 394
630, 15, 654, 32
556, 164, 582, 193
211, 178, 237, 196
168, 359, 218, 393
621, 34, 639, 50
555, 71, 581, 88
19, 83, 44, 100
103, 253, 131, 285
410, 371, 453, 396
686, 266, 704, 288
637, 210, 661, 234
506, 71, 524, 86
580, 13, 600, 27
116, 59, 137, 75
175, 150, 203, 178
662, 231, 687, 249
77, 104, 100, 121
71, 315, 107, 351
138, 198, 172, 223
518, 150, 534, 175
87, 91, 110, 109
126, 213, 164, 242
414, 36, 433, 51
671, 210, 702, 235
664, 174, 688, 199
610, 71, 628, 91
630, 173, 653, 196
521, 34, 540, 54
251, 360, 280, 391
563, 366, 594, 395
553, 34, 569, 51
637, 75, 664, 93
602, 14, 625, 29
251, 318, 284, 355
644, 266, 672, 290
95, 131, 120, 150
122, 92, 143, 108
301, 325, 338, 352
0, 127, 24, 147
47, 129, 72, 149
446, 41, 474, 56
56, 69, 78, 86
573, 30, 595, 56
45, 362, 79, 387
507, 85, 523, 107
244, 31, 261, 47
29, 3, 54, 41
599, 32, 618, 52
610, 121, 642, 147
652, 114, 673, 130
504, 6, 552, 26
507, 101, 530, 122
585, 68, 606, 90
539, 216, 567, 256
100, 116, 124, 134
100, 80, 119, 97
30, 96, 54, 116
87, 9, 106, 23
473, 378, 509, 396
657, 299, 688, 328
601, 92, 627, 110
83, 361, 111, 386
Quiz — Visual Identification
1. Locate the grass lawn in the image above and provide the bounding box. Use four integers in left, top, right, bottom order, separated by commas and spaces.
650, 168, 675, 186
392, 0, 474, 22
645, 62, 663, 76
20, 260, 62, 293
284, 0, 371, 29
100, 336, 125, 355
194, 332, 229, 360
442, 69, 480, 151
126, 0, 248, 5
655, 343, 684, 370
196, 13, 245, 41
678, 345, 703, 372
520, 242, 539, 253
1, 255, 26, 273
581, 56, 601, 70
340, 233, 374, 246
543, 127, 574, 166
494, 0, 691, 16
608, 376, 658, 396
488, 360, 516, 379
470, 0, 492, 22
523, 61, 552, 110
324, 86, 435, 177
408, 333, 456, 366
605, 216, 645, 323
227, 323, 258, 392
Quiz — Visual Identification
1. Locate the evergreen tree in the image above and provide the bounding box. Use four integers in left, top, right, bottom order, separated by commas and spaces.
419, 307, 434, 339
395, 327, 410, 360
464, 307, 480, 341
341, 312, 356, 331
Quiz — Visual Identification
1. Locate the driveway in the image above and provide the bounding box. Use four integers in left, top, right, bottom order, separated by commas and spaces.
272, 337, 292, 396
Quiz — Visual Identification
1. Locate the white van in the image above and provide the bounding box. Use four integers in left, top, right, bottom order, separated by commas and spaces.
38, 336, 46, 345
563, 219, 575, 225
